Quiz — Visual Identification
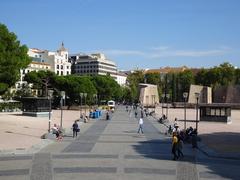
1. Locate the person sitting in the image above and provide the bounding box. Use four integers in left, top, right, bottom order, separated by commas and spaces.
52, 124, 62, 141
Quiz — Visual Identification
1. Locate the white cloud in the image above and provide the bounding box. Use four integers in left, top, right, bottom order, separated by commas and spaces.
150, 47, 231, 58
102, 49, 145, 56
96, 46, 231, 59
150, 46, 170, 51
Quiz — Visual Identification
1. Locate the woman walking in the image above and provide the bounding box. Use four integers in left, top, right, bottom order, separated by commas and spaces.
72, 120, 79, 138
172, 132, 178, 160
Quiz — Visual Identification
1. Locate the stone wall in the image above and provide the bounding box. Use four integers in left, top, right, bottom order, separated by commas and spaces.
139, 83, 159, 107
188, 84, 212, 104
214, 85, 240, 103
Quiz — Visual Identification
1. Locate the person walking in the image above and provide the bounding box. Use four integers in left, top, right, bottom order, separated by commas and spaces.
172, 132, 178, 160
137, 117, 144, 134
135, 111, 138, 118
72, 120, 79, 138
177, 135, 184, 158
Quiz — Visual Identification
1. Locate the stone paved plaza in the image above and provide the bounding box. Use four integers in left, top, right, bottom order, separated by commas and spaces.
0, 106, 240, 180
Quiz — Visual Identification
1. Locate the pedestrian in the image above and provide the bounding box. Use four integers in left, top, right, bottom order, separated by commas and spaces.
172, 132, 178, 160
52, 124, 62, 141
106, 111, 110, 120
137, 118, 144, 134
141, 109, 144, 118
177, 135, 184, 158
72, 120, 79, 138
135, 111, 138, 118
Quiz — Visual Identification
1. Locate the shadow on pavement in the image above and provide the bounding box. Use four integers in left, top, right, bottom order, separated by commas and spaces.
199, 132, 240, 155
132, 134, 240, 180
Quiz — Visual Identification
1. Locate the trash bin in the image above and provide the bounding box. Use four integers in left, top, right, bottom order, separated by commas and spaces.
89, 112, 93, 118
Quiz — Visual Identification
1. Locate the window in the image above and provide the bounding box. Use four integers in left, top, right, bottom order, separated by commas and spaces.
57, 65, 59, 69
61, 71, 63, 75
61, 65, 63, 69
57, 71, 59, 75
67, 71, 69, 75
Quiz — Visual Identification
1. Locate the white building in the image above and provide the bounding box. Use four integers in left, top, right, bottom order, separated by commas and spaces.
27, 43, 71, 76
70, 53, 118, 79
116, 72, 127, 86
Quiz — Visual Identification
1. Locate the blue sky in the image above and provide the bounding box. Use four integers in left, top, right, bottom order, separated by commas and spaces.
1, 0, 240, 70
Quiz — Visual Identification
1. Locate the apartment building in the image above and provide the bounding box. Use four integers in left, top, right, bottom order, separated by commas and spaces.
70, 53, 117, 78
27, 43, 71, 76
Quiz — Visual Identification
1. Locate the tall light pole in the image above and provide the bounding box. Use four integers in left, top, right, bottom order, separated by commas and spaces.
60, 91, 65, 129
83, 93, 87, 116
161, 94, 165, 116
79, 92, 83, 120
166, 94, 170, 118
183, 92, 188, 130
48, 90, 54, 133
93, 94, 97, 108
195, 92, 200, 132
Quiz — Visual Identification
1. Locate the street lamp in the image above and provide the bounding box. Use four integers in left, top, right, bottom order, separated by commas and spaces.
83, 93, 87, 115
183, 92, 188, 130
161, 94, 165, 116
166, 94, 170, 118
79, 92, 83, 120
48, 90, 54, 133
93, 94, 98, 107
60, 91, 65, 129
195, 92, 200, 132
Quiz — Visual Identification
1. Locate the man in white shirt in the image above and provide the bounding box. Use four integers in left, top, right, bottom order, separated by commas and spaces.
138, 118, 144, 134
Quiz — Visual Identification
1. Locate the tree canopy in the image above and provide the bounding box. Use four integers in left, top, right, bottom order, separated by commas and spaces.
0, 23, 31, 94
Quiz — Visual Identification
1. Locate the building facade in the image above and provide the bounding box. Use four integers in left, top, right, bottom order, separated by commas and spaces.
70, 53, 117, 79
27, 43, 71, 76
116, 72, 127, 86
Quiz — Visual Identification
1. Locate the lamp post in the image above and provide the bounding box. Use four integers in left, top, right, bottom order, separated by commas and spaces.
166, 94, 170, 118
60, 91, 65, 129
195, 92, 200, 132
183, 92, 188, 130
48, 90, 54, 133
79, 93, 83, 120
161, 94, 165, 116
93, 94, 97, 107
83, 93, 87, 115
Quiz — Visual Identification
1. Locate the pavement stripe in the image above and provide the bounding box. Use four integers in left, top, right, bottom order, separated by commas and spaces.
0, 155, 32, 161
62, 120, 109, 153
176, 156, 198, 180
124, 168, 175, 175
54, 167, 117, 174
30, 153, 53, 180
124, 154, 172, 160
53, 154, 118, 159
0, 169, 29, 176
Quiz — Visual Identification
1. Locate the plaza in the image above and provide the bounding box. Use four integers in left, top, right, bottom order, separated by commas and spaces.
0, 106, 239, 180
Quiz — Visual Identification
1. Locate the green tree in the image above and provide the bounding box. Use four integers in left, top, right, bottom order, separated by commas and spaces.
91, 75, 121, 101
235, 68, 240, 85
218, 62, 235, 86
0, 23, 31, 94
24, 70, 56, 96
126, 70, 144, 103
54, 75, 97, 106
178, 70, 194, 99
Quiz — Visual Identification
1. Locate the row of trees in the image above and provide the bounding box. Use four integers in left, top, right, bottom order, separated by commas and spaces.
126, 62, 240, 103
23, 71, 123, 107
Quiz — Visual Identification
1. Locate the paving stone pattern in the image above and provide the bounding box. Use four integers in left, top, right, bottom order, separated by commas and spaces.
0, 106, 240, 180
